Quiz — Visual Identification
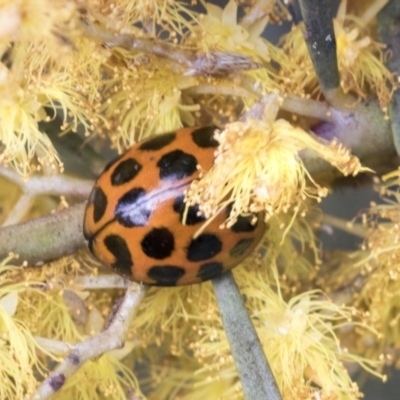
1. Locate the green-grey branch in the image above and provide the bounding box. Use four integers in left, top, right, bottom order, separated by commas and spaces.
0, 202, 86, 266
212, 272, 282, 400
378, 0, 400, 156
298, 0, 346, 106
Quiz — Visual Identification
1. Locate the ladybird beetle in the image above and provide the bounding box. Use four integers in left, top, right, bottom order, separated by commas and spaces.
83, 126, 266, 286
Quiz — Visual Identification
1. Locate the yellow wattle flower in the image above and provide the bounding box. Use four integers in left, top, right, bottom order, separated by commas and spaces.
0, 257, 51, 399
0, 62, 62, 177
0, 38, 105, 177
190, 0, 270, 62
352, 169, 400, 352
334, 15, 396, 113
188, 266, 383, 400
101, 61, 199, 151
185, 100, 365, 228
0, 0, 78, 44
0, 1, 107, 176
87, 0, 197, 35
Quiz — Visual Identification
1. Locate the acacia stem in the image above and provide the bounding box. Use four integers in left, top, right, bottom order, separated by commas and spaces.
0, 167, 93, 198
1, 193, 34, 227
212, 271, 282, 400
185, 85, 333, 122
81, 20, 261, 76
377, 0, 400, 156
74, 275, 130, 290
297, 0, 349, 107
321, 214, 368, 239
281, 94, 332, 122
30, 282, 147, 400
0, 203, 86, 266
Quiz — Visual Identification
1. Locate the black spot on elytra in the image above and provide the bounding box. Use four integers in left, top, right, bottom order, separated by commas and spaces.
191, 126, 219, 148
139, 132, 176, 151
197, 262, 223, 281
157, 150, 197, 181
141, 228, 175, 259
173, 195, 206, 225
115, 188, 151, 227
231, 214, 258, 233
111, 158, 142, 186
187, 234, 222, 262
147, 265, 185, 286
48, 373, 65, 391
91, 186, 108, 223
104, 234, 133, 276
230, 238, 254, 258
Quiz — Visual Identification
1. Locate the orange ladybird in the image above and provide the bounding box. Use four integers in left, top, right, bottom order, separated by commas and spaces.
83, 126, 266, 286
